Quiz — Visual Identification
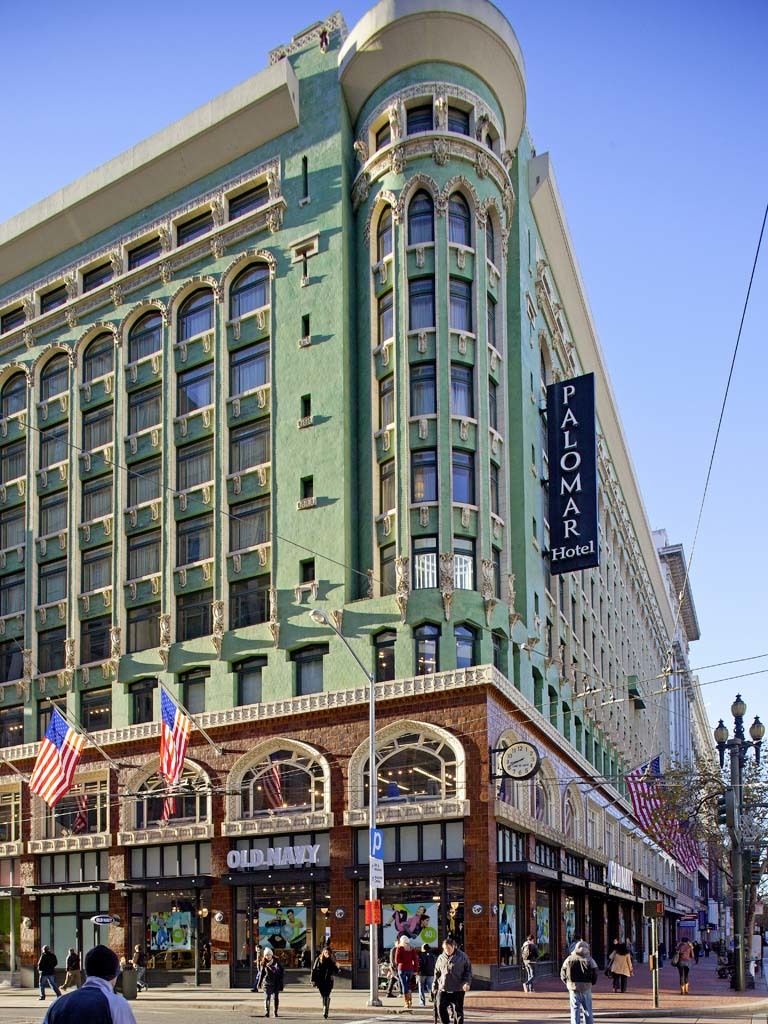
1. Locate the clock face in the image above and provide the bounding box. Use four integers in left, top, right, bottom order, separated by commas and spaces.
500, 741, 541, 780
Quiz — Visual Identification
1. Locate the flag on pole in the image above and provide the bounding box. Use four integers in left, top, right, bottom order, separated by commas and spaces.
625, 756, 663, 833
161, 795, 177, 824
29, 707, 86, 808
262, 753, 283, 810
673, 820, 702, 874
72, 791, 90, 834
160, 687, 192, 787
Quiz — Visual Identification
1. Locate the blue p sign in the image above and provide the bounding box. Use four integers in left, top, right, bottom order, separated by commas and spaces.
370, 828, 384, 859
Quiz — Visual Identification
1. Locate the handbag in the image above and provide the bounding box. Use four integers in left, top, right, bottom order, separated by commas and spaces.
604, 968, 612, 978
671, 952, 679, 966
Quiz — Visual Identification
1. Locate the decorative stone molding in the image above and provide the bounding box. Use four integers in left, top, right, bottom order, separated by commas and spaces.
212, 600, 225, 656
419, 505, 430, 527
159, 614, 171, 668
507, 573, 520, 627
353, 139, 368, 168
439, 552, 454, 621
481, 559, 497, 626
433, 138, 449, 166
418, 417, 429, 439
394, 556, 410, 623
366, 569, 374, 599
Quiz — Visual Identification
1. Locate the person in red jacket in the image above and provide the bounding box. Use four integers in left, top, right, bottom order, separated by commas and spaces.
394, 936, 420, 1010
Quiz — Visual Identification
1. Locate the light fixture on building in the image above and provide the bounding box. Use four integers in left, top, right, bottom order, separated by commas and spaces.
214, 911, 225, 924
198, 907, 209, 918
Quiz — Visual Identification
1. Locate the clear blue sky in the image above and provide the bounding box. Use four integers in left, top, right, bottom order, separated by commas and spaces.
1, 0, 766, 736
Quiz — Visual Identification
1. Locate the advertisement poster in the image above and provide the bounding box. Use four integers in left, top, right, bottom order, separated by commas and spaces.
383, 903, 439, 949
535, 906, 550, 957
564, 906, 576, 950
258, 907, 307, 951
498, 903, 516, 964
150, 910, 192, 951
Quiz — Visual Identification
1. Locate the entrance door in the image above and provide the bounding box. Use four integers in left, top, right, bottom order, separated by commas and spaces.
78, 916, 100, 959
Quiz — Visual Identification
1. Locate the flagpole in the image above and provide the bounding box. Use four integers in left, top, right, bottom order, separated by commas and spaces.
162, 685, 223, 756
55, 705, 122, 771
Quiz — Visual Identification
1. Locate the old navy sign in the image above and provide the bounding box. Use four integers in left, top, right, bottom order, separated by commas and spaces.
227, 845, 321, 870
546, 373, 599, 574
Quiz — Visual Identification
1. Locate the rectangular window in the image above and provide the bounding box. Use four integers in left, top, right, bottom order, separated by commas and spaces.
130, 678, 157, 724
177, 440, 213, 490
39, 493, 67, 536
82, 263, 113, 293
447, 106, 470, 135
410, 362, 436, 416
292, 644, 328, 696
229, 184, 269, 220
490, 463, 500, 517
0, 638, 23, 684
40, 424, 68, 468
127, 603, 160, 652
39, 559, 67, 604
1, 308, 25, 334
177, 588, 212, 641
413, 535, 438, 589
376, 122, 391, 150
39, 627, 66, 673
407, 104, 433, 134
454, 537, 475, 590
487, 295, 497, 347
127, 529, 161, 581
177, 514, 213, 566
82, 546, 112, 593
380, 459, 396, 513
412, 449, 437, 503
449, 278, 472, 332
230, 341, 269, 395
128, 385, 162, 434
81, 688, 112, 730
230, 496, 270, 551
0, 506, 24, 549
0, 704, 23, 747
450, 363, 474, 418
40, 285, 67, 313
380, 543, 396, 596
128, 457, 161, 507
1, 440, 26, 482
229, 421, 269, 475
452, 450, 475, 504
236, 658, 266, 705
379, 375, 394, 428
0, 571, 25, 615
230, 575, 269, 628
177, 364, 213, 417
180, 669, 209, 715
83, 406, 113, 451
488, 380, 498, 432
378, 291, 394, 343
177, 211, 214, 245
81, 615, 111, 663
128, 238, 162, 270
409, 277, 435, 330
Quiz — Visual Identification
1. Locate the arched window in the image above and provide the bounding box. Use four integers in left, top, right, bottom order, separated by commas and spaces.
534, 780, 549, 824
83, 333, 114, 383
454, 624, 476, 669
40, 354, 68, 401
374, 630, 396, 683
414, 623, 440, 675
178, 289, 213, 342
366, 729, 457, 804
230, 265, 270, 320
564, 794, 575, 839
448, 194, 471, 246
377, 208, 393, 262
486, 219, 496, 264
135, 763, 208, 828
240, 748, 325, 818
408, 191, 434, 246
1, 373, 26, 419
128, 312, 163, 363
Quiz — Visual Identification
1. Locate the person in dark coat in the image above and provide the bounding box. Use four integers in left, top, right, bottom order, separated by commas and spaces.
432, 937, 472, 1024
311, 945, 340, 1018
62, 949, 81, 990
38, 945, 61, 1000
42, 945, 136, 1024
417, 943, 437, 1006
254, 948, 284, 1016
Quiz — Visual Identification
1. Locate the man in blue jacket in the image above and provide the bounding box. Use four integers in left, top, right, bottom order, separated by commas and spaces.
43, 945, 137, 1024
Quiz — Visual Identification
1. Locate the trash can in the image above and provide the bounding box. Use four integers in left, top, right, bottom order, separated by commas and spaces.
121, 969, 138, 1000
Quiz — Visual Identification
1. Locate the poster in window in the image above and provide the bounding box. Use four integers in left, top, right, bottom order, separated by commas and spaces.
383, 903, 439, 949
150, 910, 192, 952
258, 907, 307, 951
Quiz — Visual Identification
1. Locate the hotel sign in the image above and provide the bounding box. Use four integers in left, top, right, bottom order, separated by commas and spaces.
546, 373, 599, 574
227, 844, 322, 870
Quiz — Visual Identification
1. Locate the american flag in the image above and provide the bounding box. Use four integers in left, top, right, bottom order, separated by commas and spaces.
29, 707, 86, 808
161, 795, 177, 824
72, 791, 89, 834
673, 820, 701, 875
263, 754, 283, 810
160, 687, 192, 787
625, 756, 663, 833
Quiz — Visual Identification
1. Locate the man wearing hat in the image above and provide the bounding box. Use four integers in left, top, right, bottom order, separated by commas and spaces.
42, 944, 137, 1024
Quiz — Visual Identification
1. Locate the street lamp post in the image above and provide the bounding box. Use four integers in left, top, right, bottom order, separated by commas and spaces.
309, 609, 382, 1007
714, 694, 765, 993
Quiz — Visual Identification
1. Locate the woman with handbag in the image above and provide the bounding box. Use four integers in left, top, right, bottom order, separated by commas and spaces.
607, 942, 633, 992
394, 935, 419, 1010
675, 939, 695, 994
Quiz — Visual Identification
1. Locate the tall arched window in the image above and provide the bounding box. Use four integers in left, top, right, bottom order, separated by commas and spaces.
408, 191, 434, 246
135, 763, 209, 828
83, 333, 114, 383
414, 623, 440, 675
178, 289, 213, 342
486, 218, 496, 264
128, 311, 163, 363
366, 729, 457, 804
230, 265, 270, 320
1, 373, 26, 419
534, 780, 548, 824
454, 624, 476, 669
377, 208, 393, 262
240, 749, 325, 818
564, 794, 575, 838
40, 354, 69, 401
448, 194, 471, 246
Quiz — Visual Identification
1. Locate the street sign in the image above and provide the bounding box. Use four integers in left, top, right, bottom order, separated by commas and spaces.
643, 900, 664, 918
370, 857, 384, 887
369, 827, 384, 887
370, 828, 384, 858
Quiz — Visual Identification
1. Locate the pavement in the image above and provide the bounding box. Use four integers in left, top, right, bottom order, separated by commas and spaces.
1, 956, 766, 1022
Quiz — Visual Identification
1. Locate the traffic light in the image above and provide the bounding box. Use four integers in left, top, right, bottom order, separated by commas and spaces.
716, 790, 736, 828
716, 794, 727, 825
749, 851, 763, 886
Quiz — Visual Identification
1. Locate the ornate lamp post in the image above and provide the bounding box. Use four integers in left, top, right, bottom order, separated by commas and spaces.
714, 694, 764, 992
309, 609, 382, 1007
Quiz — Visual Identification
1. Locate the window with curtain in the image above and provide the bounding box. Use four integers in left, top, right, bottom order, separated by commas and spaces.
180, 668, 209, 714
452, 450, 475, 504
1, 373, 26, 418
230, 575, 270, 628
449, 278, 472, 332
414, 624, 440, 675
229, 496, 270, 551
128, 457, 161, 507
176, 514, 213, 566
40, 424, 68, 468
40, 354, 69, 401
83, 406, 113, 451
177, 439, 213, 490
128, 385, 162, 434
487, 295, 497, 348
453, 537, 474, 590
127, 603, 160, 652
128, 237, 162, 270
455, 625, 476, 668
230, 340, 269, 395
412, 536, 437, 590
81, 617, 112, 664
130, 678, 157, 725
407, 104, 433, 134
377, 208, 393, 261
0, 571, 24, 615
292, 644, 328, 696
229, 185, 269, 221
177, 211, 213, 245
376, 122, 391, 150
448, 194, 471, 246
0, 506, 24, 549
1, 440, 25, 481
488, 380, 498, 432
380, 459, 395, 513
408, 277, 435, 330
236, 658, 266, 706
490, 463, 500, 517
39, 493, 67, 536
411, 449, 437, 503
40, 285, 67, 314
127, 312, 163, 363
39, 559, 67, 604
178, 289, 213, 341
447, 106, 470, 135
127, 529, 161, 581
407, 192, 434, 245
177, 363, 213, 416
229, 264, 270, 319
82, 263, 113, 293
177, 589, 213, 641
82, 546, 112, 593
379, 375, 394, 428
378, 291, 394, 343
229, 421, 269, 474
83, 335, 114, 383
450, 363, 473, 418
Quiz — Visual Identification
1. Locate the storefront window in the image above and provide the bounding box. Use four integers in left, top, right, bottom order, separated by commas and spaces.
498, 881, 518, 965
146, 891, 204, 973
135, 764, 209, 829
0, 888, 20, 970
39, 890, 109, 958
535, 889, 552, 958
365, 729, 458, 805
564, 894, 577, 951
239, 749, 325, 819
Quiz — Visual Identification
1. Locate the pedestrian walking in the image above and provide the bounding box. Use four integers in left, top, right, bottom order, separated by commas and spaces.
62, 949, 81, 990
607, 941, 632, 992
253, 948, 284, 1016
560, 940, 599, 1024
42, 944, 137, 1024
417, 942, 436, 1007
674, 938, 694, 994
394, 935, 419, 1010
38, 945, 61, 1001
386, 942, 399, 998
131, 945, 148, 991
432, 937, 472, 1024
311, 945, 340, 1018
521, 934, 539, 993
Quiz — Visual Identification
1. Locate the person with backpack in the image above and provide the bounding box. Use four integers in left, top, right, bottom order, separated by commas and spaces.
675, 938, 695, 994
253, 947, 284, 1016
42, 945, 137, 1024
521, 934, 539, 993
38, 945, 61, 1000
417, 942, 436, 1006
311, 944, 339, 1018
560, 940, 599, 1024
